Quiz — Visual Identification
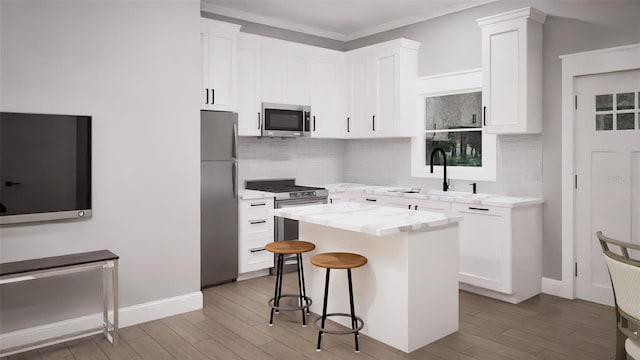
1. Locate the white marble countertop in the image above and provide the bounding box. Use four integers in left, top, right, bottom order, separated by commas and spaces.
309, 183, 543, 208
272, 201, 462, 236
238, 189, 275, 200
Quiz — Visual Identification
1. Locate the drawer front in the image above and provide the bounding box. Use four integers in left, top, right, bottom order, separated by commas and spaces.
239, 238, 274, 273
240, 216, 274, 242
241, 198, 274, 219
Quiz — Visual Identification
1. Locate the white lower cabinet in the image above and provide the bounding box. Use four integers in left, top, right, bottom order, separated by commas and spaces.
238, 198, 274, 274
452, 203, 542, 303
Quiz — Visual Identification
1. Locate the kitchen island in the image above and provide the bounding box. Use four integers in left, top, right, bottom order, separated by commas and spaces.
272, 202, 462, 353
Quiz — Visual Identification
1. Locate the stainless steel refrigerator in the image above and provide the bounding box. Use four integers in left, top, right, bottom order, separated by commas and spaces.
201, 110, 238, 288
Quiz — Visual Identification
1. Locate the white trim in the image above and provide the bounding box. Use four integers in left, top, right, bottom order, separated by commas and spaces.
201, 3, 347, 41
201, 1, 497, 42
0, 291, 203, 353
346, 0, 495, 42
412, 68, 497, 181
476, 6, 546, 27
541, 277, 566, 298
560, 42, 640, 301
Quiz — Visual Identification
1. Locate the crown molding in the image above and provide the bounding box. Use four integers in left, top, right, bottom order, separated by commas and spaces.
202, 0, 498, 43
201, 2, 348, 41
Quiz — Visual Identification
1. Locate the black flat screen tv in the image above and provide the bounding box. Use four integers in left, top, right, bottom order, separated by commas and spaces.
0, 112, 92, 225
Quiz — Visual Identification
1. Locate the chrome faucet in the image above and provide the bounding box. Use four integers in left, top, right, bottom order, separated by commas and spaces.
429, 148, 449, 192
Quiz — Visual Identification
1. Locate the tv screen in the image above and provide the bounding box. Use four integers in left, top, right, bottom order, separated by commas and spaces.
0, 112, 92, 224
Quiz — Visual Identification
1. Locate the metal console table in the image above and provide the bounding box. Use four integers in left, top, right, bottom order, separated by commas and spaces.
0, 250, 119, 356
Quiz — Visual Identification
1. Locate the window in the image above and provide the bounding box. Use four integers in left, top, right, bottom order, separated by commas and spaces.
412, 69, 496, 181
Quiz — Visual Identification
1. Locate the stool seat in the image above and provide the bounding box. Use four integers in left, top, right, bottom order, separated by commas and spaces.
311, 252, 367, 269
266, 240, 315, 255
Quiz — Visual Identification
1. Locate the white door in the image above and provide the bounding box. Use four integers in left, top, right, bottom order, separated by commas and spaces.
372, 49, 396, 134
345, 54, 371, 137
309, 55, 344, 138
575, 69, 640, 306
237, 35, 262, 136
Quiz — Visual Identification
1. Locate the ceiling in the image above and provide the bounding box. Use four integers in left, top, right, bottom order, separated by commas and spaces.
201, 0, 496, 42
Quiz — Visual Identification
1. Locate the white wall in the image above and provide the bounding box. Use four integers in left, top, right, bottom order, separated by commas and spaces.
0, 0, 201, 333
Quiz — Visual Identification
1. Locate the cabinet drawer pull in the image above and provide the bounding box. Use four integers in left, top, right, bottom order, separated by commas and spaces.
250, 220, 267, 225
468, 207, 489, 211
249, 247, 266, 253
212, 89, 215, 104
347, 117, 350, 132
365, 198, 377, 202
205, 89, 209, 104
257, 112, 261, 129
372, 115, 376, 131
250, 203, 266, 207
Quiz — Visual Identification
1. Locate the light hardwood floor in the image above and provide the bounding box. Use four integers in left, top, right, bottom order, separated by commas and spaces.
2, 273, 619, 360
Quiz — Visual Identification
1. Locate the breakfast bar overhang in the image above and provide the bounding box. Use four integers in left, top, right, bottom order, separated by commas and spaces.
272, 202, 462, 353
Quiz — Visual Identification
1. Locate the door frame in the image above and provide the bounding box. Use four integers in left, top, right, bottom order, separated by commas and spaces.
559, 43, 640, 299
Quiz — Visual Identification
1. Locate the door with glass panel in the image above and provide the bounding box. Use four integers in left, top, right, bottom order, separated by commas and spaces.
575, 69, 640, 305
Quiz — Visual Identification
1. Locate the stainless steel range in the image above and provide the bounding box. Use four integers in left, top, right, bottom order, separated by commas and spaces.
245, 179, 328, 273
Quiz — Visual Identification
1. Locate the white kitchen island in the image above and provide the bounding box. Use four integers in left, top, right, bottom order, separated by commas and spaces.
272, 202, 462, 353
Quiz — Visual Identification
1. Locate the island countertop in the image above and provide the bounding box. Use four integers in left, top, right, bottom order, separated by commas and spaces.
272, 201, 462, 236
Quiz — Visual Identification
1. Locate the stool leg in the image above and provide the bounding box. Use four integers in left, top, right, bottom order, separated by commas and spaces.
316, 268, 330, 352
275, 254, 284, 309
295, 253, 306, 327
269, 254, 283, 326
347, 269, 359, 353
299, 253, 310, 315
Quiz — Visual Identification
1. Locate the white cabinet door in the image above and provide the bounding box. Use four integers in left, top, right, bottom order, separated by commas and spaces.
285, 51, 309, 106
372, 49, 396, 134
261, 39, 309, 106
345, 53, 371, 137
237, 34, 262, 136
261, 47, 286, 104
309, 53, 345, 138
452, 203, 512, 294
478, 8, 545, 134
201, 18, 240, 111
345, 39, 418, 138
413, 199, 451, 213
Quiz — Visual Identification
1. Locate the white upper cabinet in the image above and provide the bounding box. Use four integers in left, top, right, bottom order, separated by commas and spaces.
200, 18, 240, 111
345, 39, 419, 138
237, 33, 262, 136
261, 38, 309, 106
309, 49, 345, 138
478, 7, 546, 134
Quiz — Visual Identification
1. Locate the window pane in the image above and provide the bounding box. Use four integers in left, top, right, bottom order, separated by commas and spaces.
617, 93, 634, 110
617, 113, 635, 130
425, 92, 482, 130
425, 131, 482, 167
596, 94, 613, 111
596, 114, 613, 130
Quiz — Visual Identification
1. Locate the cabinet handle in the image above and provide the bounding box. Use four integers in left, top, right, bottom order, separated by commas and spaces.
468, 206, 489, 212
205, 89, 209, 104
365, 198, 377, 202
313, 116, 316, 131
347, 117, 350, 132
257, 112, 261, 129
372, 115, 376, 131
250, 203, 266, 207
407, 205, 411, 210
250, 220, 267, 225
330, 198, 333, 204
415, 205, 418, 210
249, 247, 266, 253
483, 106, 486, 126
212, 89, 215, 104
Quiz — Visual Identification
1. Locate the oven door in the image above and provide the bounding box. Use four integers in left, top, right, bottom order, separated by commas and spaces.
273, 197, 327, 273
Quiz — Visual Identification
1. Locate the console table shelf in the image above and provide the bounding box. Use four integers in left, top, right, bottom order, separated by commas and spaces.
0, 250, 119, 356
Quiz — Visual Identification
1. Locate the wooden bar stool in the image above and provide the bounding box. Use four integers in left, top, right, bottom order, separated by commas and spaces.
265, 240, 315, 327
311, 252, 367, 353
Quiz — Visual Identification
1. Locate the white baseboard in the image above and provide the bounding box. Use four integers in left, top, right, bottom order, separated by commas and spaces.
541, 277, 571, 299
0, 291, 202, 353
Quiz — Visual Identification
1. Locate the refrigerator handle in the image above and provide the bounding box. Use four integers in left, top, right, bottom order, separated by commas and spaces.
232, 122, 238, 159
232, 162, 238, 199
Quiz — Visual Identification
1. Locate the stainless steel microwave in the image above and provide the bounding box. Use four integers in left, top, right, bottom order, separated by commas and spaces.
261, 103, 311, 138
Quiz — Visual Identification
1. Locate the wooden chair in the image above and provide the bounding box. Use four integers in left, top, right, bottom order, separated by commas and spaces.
597, 231, 640, 360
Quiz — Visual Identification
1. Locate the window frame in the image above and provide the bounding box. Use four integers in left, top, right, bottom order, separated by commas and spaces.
411, 69, 497, 181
